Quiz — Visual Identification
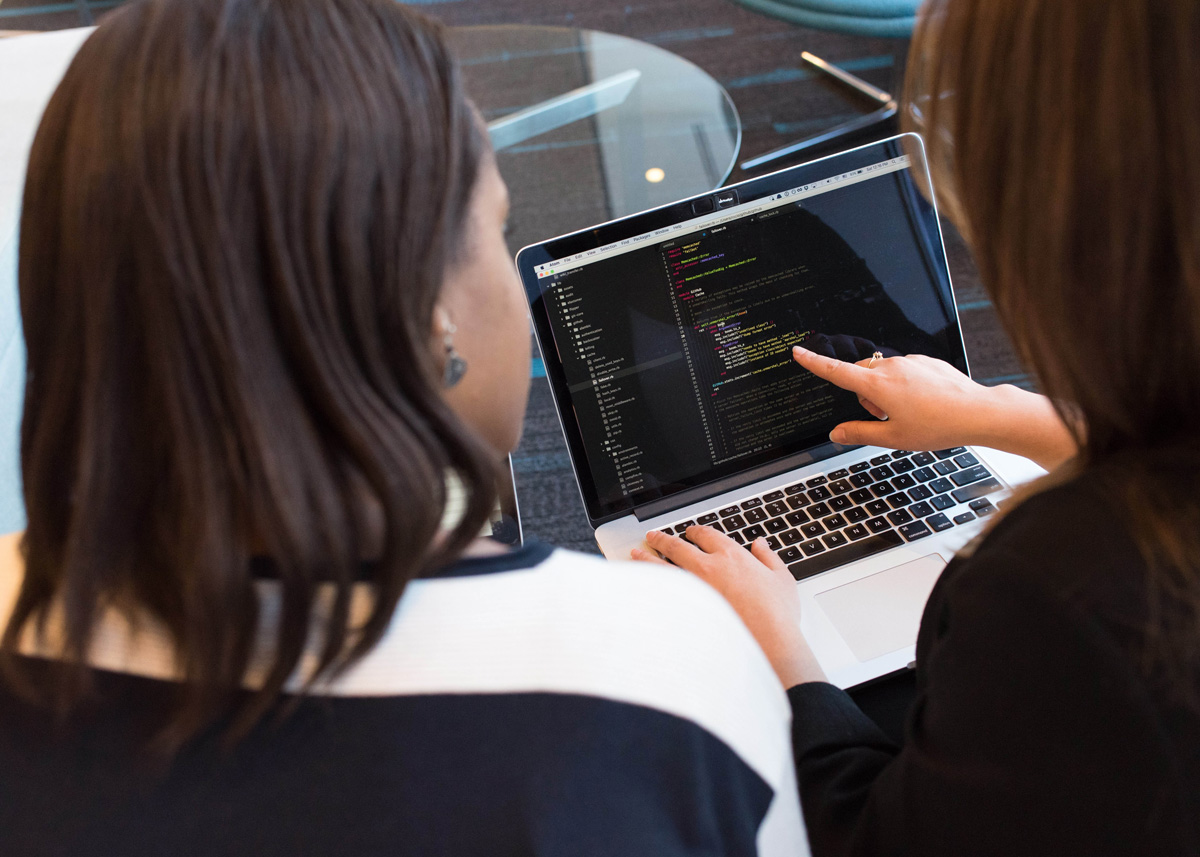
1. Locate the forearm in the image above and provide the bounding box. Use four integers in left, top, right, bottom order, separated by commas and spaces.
968, 385, 1077, 471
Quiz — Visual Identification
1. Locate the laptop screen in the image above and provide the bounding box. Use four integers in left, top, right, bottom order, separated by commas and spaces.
519, 136, 968, 524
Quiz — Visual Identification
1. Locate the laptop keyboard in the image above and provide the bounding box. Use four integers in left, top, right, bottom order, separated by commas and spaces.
657, 448, 1003, 582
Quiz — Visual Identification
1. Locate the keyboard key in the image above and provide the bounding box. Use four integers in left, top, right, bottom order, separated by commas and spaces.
927, 512, 953, 532
800, 522, 825, 538
912, 452, 935, 466
869, 465, 895, 480
780, 528, 804, 546
845, 507, 869, 523
892, 474, 916, 490
724, 514, 746, 530
891, 450, 914, 459
829, 495, 853, 512
675, 520, 696, 532
779, 546, 802, 563
908, 485, 933, 501
787, 495, 810, 510
951, 478, 1002, 504
951, 465, 990, 487
799, 538, 826, 557
887, 508, 914, 525
766, 535, 782, 550
808, 486, 832, 501
823, 514, 848, 530
930, 477, 954, 494
765, 500, 788, 516
729, 531, 746, 544
787, 531, 904, 581
934, 447, 967, 459
891, 458, 916, 474
970, 499, 998, 517
784, 483, 807, 495
899, 521, 933, 542
762, 490, 785, 502
849, 461, 871, 473
830, 479, 852, 495
697, 513, 719, 525
785, 509, 810, 526
887, 492, 912, 508
719, 506, 741, 517
953, 512, 977, 525
933, 461, 958, 476
845, 523, 870, 540
954, 452, 979, 468
909, 501, 935, 518
829, 469, 850, 480
931, 494, 956, 511
866, 516, 891, 534
849, 488, 874, 504
765, 517, 788, 534
849, 473, 873, 488
709, 520, 725, 533
741, 497, 764, 510
865, 499, 890, 516
806, 475, 828, 488
871, 481, 896, 497
659, 529, 672, 537
912, 467, 936, 483
744, 508, 768, 524
809, 502, 832, 518
870, 454, 893, 466
822, 531, 849, 549
743, 524, 767, 540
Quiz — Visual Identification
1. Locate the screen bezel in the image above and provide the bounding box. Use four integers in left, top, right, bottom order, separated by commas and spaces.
516, 134, 970, 527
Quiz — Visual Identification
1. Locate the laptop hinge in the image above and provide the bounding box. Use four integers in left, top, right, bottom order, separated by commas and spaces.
633, 442, 858, 522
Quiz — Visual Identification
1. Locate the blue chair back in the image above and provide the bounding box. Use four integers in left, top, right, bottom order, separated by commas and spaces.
731, 0, 919, 38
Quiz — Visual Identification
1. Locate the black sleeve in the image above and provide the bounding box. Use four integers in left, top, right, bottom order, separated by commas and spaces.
787, 547, 1185, 857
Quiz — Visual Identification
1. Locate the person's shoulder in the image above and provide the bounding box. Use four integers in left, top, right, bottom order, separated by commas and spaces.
961, 468, 1142, 595
339, 543, 792, 785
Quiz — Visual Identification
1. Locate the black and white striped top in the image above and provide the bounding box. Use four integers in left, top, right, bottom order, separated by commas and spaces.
0, 535, 809, 856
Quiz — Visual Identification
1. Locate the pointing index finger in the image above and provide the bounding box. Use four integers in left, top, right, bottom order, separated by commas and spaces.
793, 345, 875, 394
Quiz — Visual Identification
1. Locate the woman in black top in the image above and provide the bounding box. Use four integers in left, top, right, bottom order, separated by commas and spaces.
642, 0, 1200, 854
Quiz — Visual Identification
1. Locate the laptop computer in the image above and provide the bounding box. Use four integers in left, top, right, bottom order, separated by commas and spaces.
516, 134, 1044, 688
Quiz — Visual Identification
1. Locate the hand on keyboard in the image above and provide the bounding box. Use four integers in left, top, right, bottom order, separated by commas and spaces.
634, 527, 827, 688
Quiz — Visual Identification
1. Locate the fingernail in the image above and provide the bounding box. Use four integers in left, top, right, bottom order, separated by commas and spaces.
644, 531, 656, 541
792, 345, 807, 355
830, 427, 846, 443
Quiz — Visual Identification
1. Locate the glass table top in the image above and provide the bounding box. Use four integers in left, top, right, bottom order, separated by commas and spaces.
449, 26, 741, 253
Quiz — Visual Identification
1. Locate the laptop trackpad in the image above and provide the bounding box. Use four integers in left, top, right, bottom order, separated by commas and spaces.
814, 555, 946, 662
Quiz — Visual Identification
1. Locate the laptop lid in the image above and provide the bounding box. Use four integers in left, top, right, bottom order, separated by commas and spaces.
517, 134, 968, 528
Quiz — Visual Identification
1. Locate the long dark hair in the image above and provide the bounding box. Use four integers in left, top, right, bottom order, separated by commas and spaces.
905, 0, 1200, 702
3, 0, 496, 747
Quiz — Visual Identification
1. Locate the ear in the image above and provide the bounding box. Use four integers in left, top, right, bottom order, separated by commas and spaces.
432, 304, 452, 337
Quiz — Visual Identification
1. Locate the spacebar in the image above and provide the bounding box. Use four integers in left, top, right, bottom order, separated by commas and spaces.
786, 531, 905, 582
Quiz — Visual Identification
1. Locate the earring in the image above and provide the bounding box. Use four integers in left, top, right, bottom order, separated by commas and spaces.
442, 321, 468, 388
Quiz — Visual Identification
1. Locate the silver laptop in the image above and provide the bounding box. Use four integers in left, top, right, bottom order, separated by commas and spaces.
516, 134, 1043, 688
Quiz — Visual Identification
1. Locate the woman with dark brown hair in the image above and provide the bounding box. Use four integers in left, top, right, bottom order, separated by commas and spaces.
645, 0, 1200, 854
0, 0, 810, 853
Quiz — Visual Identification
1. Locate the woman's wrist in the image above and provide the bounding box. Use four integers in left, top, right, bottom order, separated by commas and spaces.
968, 384, 1076, 470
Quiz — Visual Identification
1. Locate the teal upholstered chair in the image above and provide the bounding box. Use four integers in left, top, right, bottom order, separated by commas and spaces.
731, 0, 921, 170
735, 0, 918, 38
